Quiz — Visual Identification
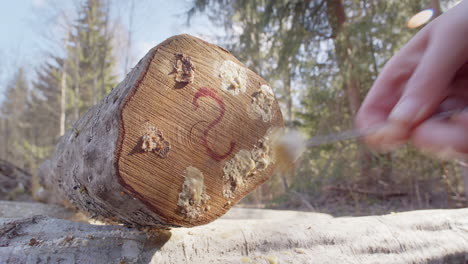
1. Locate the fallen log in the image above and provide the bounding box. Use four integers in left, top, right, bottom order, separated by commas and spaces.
1, 201, 468, 264
38, 34, 284, 228
325, 185, 408, 199
0, 159, 32, 201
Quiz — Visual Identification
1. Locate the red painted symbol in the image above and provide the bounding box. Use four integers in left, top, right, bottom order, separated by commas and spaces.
193, 87, 235, 161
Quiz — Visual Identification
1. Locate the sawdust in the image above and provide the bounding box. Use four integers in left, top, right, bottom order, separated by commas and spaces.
271, 129, 306, 172
249, 85, 275, 122
222, 150, 256, 198
219, 60, 247, 95
177, 166, 210, 219
141, 124, 170, 158
222, 128, 278, 199
173, 53, 195, 83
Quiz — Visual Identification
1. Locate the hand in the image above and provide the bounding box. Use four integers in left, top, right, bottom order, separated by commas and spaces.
355, 0, 468, 160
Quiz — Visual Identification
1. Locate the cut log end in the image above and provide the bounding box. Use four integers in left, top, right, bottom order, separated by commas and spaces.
116, 34, 283, 226
41, 34, 283, 228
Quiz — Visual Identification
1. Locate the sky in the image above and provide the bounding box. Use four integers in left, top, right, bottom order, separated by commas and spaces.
0, 0, 223, 99
2, 0, 460, 102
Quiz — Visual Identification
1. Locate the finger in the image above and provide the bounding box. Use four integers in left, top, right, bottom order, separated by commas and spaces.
388, 23, 468, 127
356, 26, 431, 131
454, 62, 468, 80
363, 23, 468, 150
436, 68, 468, 112
375, 66, 468, 152
412, 111, 468, 160
437, 97, 468, 113
356, 26, 432, 149
357, 2, 468, 150
387, 0, 468, 126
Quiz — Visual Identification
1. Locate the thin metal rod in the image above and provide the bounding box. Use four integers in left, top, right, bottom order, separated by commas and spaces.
305, 108, 467, 148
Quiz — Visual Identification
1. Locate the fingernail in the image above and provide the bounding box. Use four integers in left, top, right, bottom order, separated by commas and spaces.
389, 97, 426, 124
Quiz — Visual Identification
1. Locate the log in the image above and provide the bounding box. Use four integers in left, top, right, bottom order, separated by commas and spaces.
0, 200, 76, 220
1, 201, 468, 264
38, 34, 283, 228
0, 159, 32, 201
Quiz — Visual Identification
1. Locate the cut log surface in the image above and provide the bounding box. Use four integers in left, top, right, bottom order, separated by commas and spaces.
1, 201, 468, 264
38, 34, 283, 228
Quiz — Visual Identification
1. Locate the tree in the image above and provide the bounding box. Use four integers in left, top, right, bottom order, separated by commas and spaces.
188, 0, 462, 210
123, 0, 136, 75
0, 68, 30, 169
0, 0, 118, 174
66, 0, 117, 122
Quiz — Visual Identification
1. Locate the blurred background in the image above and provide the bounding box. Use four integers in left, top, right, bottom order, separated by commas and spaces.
0, 0, 464, 216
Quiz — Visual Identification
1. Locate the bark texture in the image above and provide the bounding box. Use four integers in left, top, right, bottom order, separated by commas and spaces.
1, 201, 468, 264
38, 34, 283, 228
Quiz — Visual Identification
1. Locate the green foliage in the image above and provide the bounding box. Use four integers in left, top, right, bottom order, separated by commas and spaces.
0, 0, 117, 174
0, 68, 31, 169
67, 0, 117, 115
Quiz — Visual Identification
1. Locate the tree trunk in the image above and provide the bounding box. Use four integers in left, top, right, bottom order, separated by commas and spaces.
60, 59, 67, 137
92, 66, 98, 106
460, 164, 468, 204
4, 119, 9, 161
367, 7, 394, 183
2, 201, 468, 264
38, 34, 284, 228
327, 0, 374, 182
1, 118, 6, 160
0, 160, 31, 201
432, 0, 442, 16
73, 41, 81, 122
123, 0, 135, 75
100, 0, 110, 99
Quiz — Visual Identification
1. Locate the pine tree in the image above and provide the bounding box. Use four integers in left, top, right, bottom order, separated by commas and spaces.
67, 0, 116, 122
0, 68, 30, 169
4, 0, 119, 172
189, 0, 458, 208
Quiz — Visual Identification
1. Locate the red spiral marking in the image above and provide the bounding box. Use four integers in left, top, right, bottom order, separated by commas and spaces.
193, 87, 236, 161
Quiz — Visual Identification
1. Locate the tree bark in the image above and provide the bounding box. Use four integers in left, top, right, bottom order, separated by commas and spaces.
38, 34, 284, 228
1, 201, 468, 264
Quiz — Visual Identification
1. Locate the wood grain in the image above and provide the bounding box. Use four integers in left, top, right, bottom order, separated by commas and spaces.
38, 34, 283, 228
116, 35, 283, 226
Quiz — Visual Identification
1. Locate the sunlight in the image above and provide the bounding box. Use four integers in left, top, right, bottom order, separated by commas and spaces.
407, 9, 434, 29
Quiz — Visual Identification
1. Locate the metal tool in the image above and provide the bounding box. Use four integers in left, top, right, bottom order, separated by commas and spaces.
304, 108, 466, 148
273, 108, 468, 171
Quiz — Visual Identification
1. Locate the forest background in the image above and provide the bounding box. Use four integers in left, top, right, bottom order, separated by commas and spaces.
0, 0, 463, 216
